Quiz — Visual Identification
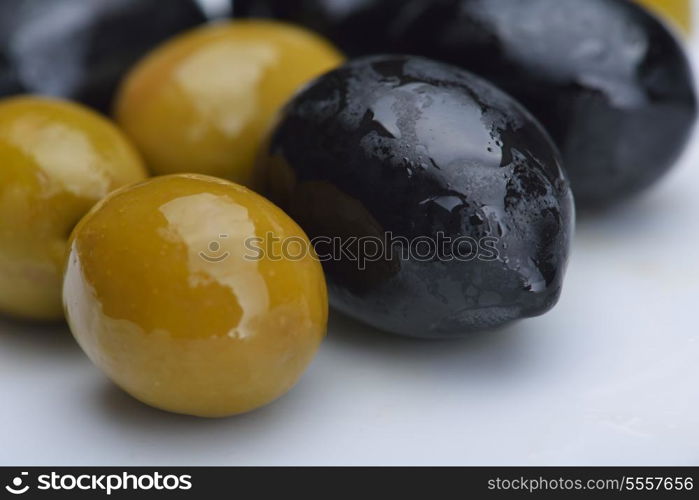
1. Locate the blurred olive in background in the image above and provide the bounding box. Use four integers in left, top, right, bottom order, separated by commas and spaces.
236, 0, 697, 208
636, 0, 692, 34
387, 0, 698, 208
0, 97, 147, 321
0, 0, 206, 114
233, 0, 400, 56
115, 20, 343, 186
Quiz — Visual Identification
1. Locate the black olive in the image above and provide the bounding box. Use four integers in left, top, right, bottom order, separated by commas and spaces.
0, 0, 207, 113
257, 55, 574, 338
237, 0, 697, 208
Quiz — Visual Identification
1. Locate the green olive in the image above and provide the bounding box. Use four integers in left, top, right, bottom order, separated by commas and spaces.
64, 174, 328, 417
0, 96, 147, 321
115, 20, 344, 186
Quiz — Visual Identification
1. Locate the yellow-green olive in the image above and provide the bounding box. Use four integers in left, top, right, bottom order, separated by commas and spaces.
0, 96, 147, 321
64, 174, 328, 418
115, 20, 344, 186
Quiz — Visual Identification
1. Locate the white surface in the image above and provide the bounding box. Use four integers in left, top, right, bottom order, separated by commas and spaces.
2, 16, 699, 469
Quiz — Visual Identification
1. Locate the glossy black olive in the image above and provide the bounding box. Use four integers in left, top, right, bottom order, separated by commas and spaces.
238, 0, 697, 208
257, 55, 574, 338
0, 0, 206, 113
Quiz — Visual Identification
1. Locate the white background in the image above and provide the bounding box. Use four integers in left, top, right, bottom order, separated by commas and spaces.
1, 3, 699, 466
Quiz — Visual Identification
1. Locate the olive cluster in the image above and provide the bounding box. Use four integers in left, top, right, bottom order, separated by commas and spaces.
0, 0, 694, 417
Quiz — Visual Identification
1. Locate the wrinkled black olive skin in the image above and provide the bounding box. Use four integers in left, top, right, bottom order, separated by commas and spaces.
0, 0, 206, 113
238, 0, 697, 208
258, 56, 574, 338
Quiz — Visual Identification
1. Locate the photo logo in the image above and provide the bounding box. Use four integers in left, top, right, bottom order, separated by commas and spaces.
243, 231, 500, 269
199, 231, 501, 269
5, 472, 29, 495
199, 234, 230, 262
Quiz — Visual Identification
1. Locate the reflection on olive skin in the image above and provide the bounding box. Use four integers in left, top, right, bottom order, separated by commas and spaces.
64, 174, 327, 417
0, 96, 147, 321
0, 0, 207, 113
115, 20, 344, 186
280, 176, 402, 292
260, 149, 401, 293
240, 0, 697, 208
259, 55, 574, 338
